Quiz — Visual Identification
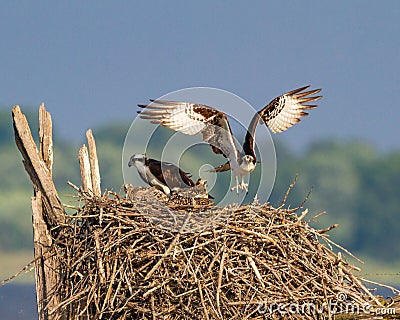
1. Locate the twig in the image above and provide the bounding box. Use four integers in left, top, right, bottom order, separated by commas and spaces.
317, 223, 339, 234
280, 174, 298, 206
144, 213, 192, 280
94, 230, 106, 284
216, 250, 226, 319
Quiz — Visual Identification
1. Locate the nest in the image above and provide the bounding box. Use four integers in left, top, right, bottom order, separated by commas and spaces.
47, 185, 386, 319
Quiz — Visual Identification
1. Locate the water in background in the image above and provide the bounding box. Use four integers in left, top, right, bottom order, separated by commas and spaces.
0, 284, 36, 320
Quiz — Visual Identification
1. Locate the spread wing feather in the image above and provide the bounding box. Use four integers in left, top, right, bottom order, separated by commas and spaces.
138, 100, 239, 163
243, 85, 322, 160
259, 85, 322, 133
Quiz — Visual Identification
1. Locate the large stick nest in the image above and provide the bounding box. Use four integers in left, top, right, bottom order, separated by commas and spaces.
47, 185, 386, 319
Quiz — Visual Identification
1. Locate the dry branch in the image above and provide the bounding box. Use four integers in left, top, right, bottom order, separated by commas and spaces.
32, 191, 60, 319
12, 105, 64, 226
39, 103, 53, 174
86, 129, 101, 196
78, 144, 93, 193
12, 104, 66, 320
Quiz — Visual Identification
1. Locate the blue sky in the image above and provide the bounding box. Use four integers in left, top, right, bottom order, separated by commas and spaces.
1, 1, 399, 151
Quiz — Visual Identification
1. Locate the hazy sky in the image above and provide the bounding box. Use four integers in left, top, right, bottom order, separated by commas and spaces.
1, 1, 399, 151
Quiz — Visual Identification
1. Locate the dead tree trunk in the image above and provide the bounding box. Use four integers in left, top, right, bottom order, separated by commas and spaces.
13, 104, 63, 319
12, 105, 101, 319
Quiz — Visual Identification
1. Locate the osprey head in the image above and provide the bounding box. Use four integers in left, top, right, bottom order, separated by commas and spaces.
128, 153, 146, 167
239, 154, 256, 173
241, 154, 254, 165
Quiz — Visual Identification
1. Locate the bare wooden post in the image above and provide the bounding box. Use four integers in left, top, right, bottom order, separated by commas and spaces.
32, 191, 56, 319
85, 130, 105, 286
13, 106, 64, 226
12, 105, 64, 320
78, 144, 93, 193
86, 129, 101, 196
13, 105, 103, 319
39, 104, 53, 176
78, 130, 102, 197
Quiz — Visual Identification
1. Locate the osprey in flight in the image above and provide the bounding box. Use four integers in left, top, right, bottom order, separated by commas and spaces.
138, 86, 322, 192
128, 154, 208, 196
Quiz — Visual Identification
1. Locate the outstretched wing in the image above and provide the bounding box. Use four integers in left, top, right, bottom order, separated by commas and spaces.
138, 100, 239, 163
243, 85, 322, 160
259, 85, 322, 133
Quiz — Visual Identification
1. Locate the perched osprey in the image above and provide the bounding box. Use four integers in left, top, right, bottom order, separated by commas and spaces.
138, 86, 322, 192
128, 154, 207, 196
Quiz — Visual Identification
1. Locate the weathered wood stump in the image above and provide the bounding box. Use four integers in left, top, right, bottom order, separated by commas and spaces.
12, 105, 102, 319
